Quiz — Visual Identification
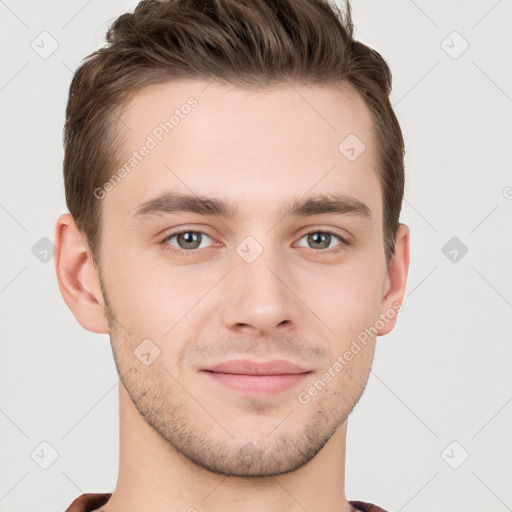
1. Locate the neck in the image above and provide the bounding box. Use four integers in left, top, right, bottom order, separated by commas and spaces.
103, 384, 354, 512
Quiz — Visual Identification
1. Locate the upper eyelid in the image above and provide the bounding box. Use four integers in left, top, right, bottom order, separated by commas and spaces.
296, 226, 350, 241
161, 229, 214, 245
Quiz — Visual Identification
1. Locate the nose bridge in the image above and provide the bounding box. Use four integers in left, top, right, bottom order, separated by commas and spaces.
220, 233, 299, 334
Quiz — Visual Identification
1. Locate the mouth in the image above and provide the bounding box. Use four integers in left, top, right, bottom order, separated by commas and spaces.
200, 359, 312, 396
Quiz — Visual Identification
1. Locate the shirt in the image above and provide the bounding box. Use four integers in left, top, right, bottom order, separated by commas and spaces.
65, 492, 389, 512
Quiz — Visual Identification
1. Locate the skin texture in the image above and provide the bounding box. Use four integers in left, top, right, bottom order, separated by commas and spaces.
55, 80, 410, 512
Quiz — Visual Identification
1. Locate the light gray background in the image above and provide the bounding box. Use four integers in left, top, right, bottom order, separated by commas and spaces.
1, 1, 511, 511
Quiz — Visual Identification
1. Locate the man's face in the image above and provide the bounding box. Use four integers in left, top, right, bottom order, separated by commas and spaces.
97, 80, 391, 476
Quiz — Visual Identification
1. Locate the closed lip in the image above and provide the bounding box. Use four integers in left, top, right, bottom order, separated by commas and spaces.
202, 359, 311, 375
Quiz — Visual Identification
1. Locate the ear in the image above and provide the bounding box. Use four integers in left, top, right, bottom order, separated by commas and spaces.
377, 223, 410, 336
54, 213, 110, 334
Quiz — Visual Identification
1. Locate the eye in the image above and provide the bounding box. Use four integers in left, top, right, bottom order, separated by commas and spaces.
295, 230, 350, 253
159, 228, 351, 257
161, 230, 215, 255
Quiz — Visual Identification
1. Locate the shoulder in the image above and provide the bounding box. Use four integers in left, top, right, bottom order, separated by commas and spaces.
64, 492, 112, 512
349, 500, 390, 512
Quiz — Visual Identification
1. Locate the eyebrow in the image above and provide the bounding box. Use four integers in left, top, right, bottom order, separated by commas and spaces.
133, 191, 372, 221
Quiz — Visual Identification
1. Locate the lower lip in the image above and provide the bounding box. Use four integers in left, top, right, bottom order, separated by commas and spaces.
202, 371, 311, 396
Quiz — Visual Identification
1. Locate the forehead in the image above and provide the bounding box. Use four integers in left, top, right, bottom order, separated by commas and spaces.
105, 80, 381, 223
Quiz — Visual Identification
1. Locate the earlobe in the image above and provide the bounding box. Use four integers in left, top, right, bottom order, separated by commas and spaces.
54, 213, 110, 334
377, 223, 410, 336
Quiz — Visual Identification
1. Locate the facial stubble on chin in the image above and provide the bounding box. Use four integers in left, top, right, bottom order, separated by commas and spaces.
95, 269, 373, 477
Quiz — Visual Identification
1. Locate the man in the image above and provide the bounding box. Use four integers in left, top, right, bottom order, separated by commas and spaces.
56, 0, 409, 510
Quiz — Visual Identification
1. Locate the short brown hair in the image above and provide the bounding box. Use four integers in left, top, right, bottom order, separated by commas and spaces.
63, 0, 404, 266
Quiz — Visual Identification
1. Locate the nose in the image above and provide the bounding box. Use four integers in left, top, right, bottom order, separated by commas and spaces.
220, 253, 301, 338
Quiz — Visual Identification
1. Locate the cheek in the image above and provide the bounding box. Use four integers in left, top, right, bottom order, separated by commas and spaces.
102, 230, 385, 340
295, 254, 384, 339
102, 249, 216, 336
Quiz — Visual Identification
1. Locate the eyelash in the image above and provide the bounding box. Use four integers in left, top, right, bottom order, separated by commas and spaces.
159, 228, 351, 257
